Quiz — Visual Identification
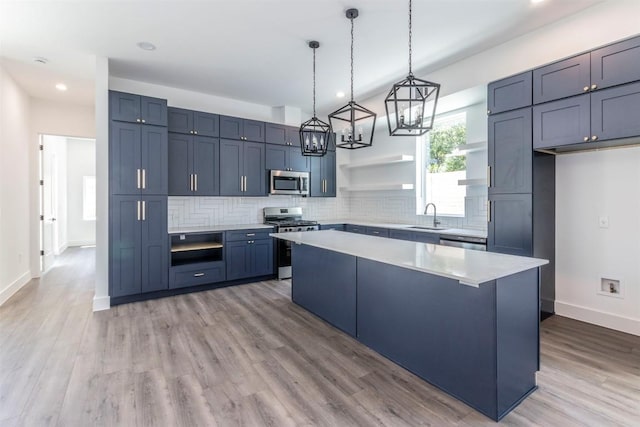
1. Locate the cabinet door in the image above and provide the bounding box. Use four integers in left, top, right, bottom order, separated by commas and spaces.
251, 239, 274, 277
488, 108, 532, 194
309, 156, 323, 197
365, 227, 389, 237
219, 139, 243, 196
389, 229, 413, 241
140, 196, 168, 293
110, 195, 142, 297
286, 126, 300, 147
194, 111, 219, 137
488, 194, 533, 256
323, 151, 337, 197
591, 81, 640, 142
193, 136, 220, 195
533, 95, 590, 149
140, 125, 168, 195
220, 116, 243, 140
288, 146, 309, 172
226, 240, 251, 280
591, 35, 640, 90
346, 225, 365, 234
110, 121, 141, 195
168, 134, 192, 196
140, 96, 167, 126
533, 53, 590, 104
265, 144, 288, 171
412, 232, 439, 244
168, 107, 193, 134
487, 71, 532, 115
243, 119, 266, 142
243, 141, 266, 196
265, 123, 287, 145
109, 91, 140, 123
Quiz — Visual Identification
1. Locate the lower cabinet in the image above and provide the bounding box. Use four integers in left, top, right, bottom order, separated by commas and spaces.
170, 261, 225, 289
365, 226, 389, 237
226, 236, 274, 281
412, 231, 439, 244
320, 223, 345, 231
488, 193, 533, 256
110, 195, 168, 297
169, 232, 225, 289
345, 224, 365, 234
388, 229, 413, 241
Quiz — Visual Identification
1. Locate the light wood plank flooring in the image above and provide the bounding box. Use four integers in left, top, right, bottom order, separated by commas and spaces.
1, 247, 638, 426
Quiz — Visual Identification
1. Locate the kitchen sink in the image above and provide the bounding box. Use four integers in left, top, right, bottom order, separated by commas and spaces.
407, 225, 448, 231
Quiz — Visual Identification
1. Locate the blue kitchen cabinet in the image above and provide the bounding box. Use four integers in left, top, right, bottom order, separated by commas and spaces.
266, 123, 300, 146
365, 227, 389, 237
225, 230, 274, 281
168, 134, 219, 196
345, 224, 365, 234
533, 94, 591, 149
110, 195, 168, 297
220, 139, 266, 196
488, 108, 532, 195
488, 193, 533, 257
168, 107, 219, 137
310, 150, 336, 197
388, 229, 413, 241
412, 231, 439, 244
320, 224, 345, 231
591, 81, 640, 142
110, 121, 168, 195
533, 53, 591, 104
487, 71, 532, 115
591, 35, 640, 90
220, 115, 265, 142
265, 144, 309, 172
109, 91, 167, 126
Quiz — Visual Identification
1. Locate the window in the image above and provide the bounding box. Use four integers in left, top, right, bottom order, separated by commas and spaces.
82, 176, 96, 221
417, 112, 467, 216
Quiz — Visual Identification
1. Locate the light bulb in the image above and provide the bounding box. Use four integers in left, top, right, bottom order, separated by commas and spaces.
305, 135, 310, 147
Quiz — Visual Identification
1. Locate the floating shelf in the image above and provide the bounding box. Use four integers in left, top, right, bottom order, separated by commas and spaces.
340, 183, 414, 192
449, 141, 487, 156
458, 178, 487, 186
171, 242, 224, 253
340, 154, 414, 169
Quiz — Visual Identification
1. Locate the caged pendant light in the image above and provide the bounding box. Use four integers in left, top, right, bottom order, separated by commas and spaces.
300, 41, 332, 157
329, 8, 376, 150
384, 0, 440, 136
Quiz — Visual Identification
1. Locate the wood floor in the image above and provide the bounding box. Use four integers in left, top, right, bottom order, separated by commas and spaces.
1, 248, 639, 427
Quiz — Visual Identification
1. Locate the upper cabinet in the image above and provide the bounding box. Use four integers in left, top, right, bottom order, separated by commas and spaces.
168, 107, 219, 137
533, 53, 591, 104
220, 116, 265, 142
265, 123, 301, 147
487, 71, 532, 115
109, 91, 167, 126
219, 139, 266, 196
591, 35, 640, 90
310, 151, 336, 197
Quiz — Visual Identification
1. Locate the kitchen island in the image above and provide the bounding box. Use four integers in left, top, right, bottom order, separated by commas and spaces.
270, 230, 548, 421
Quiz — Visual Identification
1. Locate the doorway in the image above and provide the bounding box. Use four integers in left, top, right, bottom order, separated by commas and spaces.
39, 134, 96, 273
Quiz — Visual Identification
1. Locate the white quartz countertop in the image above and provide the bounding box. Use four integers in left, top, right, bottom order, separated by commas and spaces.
316, 219, 487, 239
271, 230, 547, 287
169, 224, 274, 234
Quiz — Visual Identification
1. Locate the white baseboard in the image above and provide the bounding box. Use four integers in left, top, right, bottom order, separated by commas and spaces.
92, 295, 110, 311
555, 301, 640, 336
68, 240, 96, 247
0, 271, 32, 306
55, 243, 68, 255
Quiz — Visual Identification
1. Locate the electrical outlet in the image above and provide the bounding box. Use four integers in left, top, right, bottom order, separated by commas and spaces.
598, 216, 609, 228
598, 278, 622, 298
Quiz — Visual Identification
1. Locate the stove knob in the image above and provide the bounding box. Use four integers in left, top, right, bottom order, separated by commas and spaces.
307, 226, 314, 231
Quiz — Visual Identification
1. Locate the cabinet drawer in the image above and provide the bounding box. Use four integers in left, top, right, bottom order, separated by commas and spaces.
170, 261, 226, 289
365, 227, 389, 237
226, 229, 273, 242
389, 229, 413, 241
345, 225, 366, 234
533, 53, 590, 104
320, 224, 345, 231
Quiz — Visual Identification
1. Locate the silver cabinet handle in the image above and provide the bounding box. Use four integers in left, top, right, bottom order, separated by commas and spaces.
487, 200, 492, 223
142, 200, 146, 221
193, 273, 205, 277
137, 169, 141, 189
189, 174, 193, 191
194, 131, 198, 135
246, 233, 255, 237
136, 118, 141, 123
141, 119, 146, 123
243, 176, 247, 192
137, 200, 141, 221
583, 136, 589, 142
591, 84, 597, 90
194, 174, 198, 192
487, 166, 491, 188
142, 168, 146, 189
591, 135, 598, 141
240, 175, 243, 192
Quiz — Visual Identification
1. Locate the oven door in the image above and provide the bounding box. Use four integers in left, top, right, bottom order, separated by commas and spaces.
277, 237, 293, 279
270, 170, 309, 196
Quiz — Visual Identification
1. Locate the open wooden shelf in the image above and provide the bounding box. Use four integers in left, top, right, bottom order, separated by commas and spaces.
171, 242, 224, 253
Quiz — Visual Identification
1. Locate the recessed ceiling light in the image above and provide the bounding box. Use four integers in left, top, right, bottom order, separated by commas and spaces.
137, 41, 156, 51
55, 83, 67, 91
33, 57, 48, 64
336, 91, 346, 98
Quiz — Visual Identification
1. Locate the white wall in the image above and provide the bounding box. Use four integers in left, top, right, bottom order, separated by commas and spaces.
0, 65, 32, 305
66, 138, 96, 246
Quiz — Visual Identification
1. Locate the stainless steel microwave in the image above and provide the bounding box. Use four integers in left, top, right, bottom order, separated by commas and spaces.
269, 170, 309, 196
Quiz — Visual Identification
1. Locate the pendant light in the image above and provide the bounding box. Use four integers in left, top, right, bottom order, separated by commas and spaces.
384, 0, 440, 136
300, 41, 332, 157
329, 8, 376, 150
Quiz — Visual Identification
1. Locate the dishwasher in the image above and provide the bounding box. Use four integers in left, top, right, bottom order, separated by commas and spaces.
439, 234, 487, 251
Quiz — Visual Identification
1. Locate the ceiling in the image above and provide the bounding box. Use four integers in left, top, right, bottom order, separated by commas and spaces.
0, 0, 605, 110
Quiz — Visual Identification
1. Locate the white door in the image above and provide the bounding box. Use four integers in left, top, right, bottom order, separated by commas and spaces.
41, 140, 57, 272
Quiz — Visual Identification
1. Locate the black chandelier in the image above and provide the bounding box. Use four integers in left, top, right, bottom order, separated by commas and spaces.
329, 8, 376, 150
300, 41, 332, 157
384, 0, 440, 136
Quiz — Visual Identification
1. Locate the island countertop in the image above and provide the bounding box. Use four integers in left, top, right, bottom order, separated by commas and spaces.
271, 230, 548, 287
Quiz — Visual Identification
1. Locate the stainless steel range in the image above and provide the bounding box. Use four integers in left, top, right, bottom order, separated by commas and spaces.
264, 207, 319, 279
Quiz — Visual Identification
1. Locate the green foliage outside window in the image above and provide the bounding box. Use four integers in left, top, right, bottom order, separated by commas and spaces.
428, 123, 466, 173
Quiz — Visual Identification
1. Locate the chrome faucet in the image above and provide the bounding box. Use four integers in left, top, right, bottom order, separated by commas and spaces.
424, 203, 441, 228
